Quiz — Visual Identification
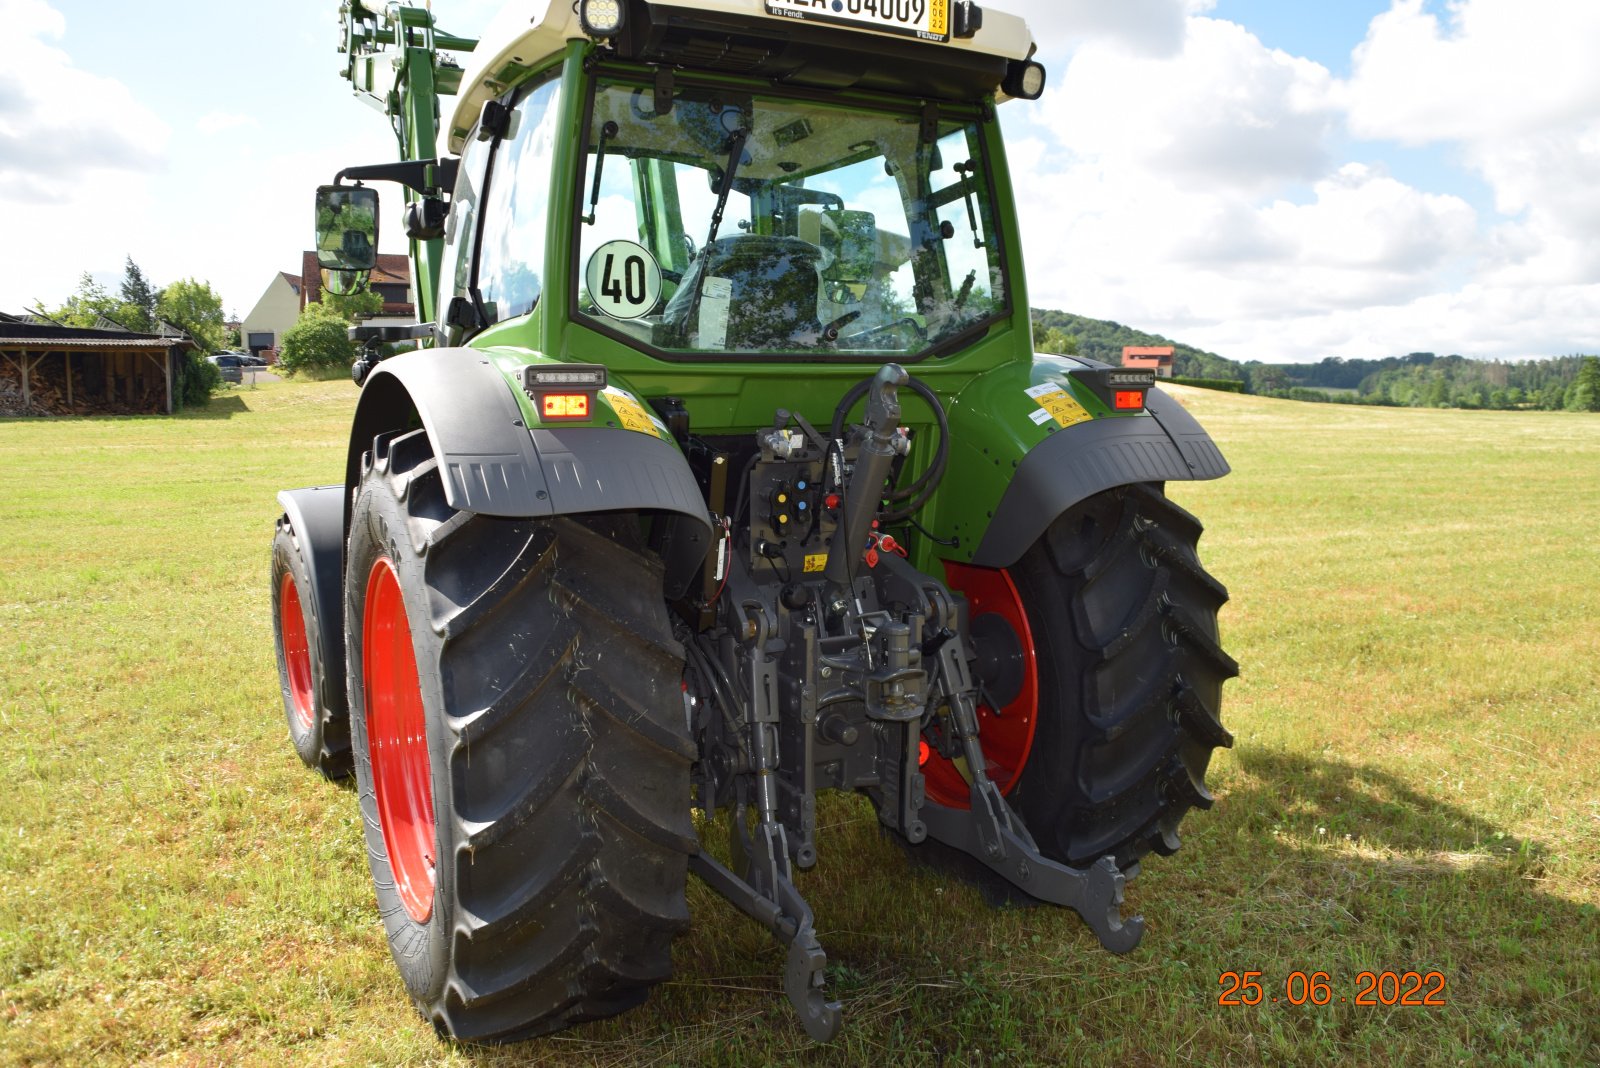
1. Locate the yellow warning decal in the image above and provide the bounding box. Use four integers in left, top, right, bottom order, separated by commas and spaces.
602, 387, 665, 437
803, 553, 828, 574
1024, 382, 1093, 429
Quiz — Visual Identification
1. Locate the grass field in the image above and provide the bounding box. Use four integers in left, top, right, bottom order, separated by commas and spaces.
2, 381, 1596, 1066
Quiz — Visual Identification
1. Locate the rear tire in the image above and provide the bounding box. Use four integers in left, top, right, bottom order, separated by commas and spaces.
935, 482, 1236, 875
345, 427, 697, 1043
272, 517, 351, 779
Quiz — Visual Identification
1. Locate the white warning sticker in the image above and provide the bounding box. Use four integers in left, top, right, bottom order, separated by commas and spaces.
1024, 381, 1094, 429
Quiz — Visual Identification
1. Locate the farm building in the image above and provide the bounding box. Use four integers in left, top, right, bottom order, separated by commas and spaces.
241, 253, 418, 361
1122, 345, 1175, 377
298, 251, 415, 318
241, 272, 304, 360
0, 313, 200, 417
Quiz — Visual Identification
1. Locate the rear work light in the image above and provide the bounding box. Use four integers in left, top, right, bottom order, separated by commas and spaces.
542, 393, 590, 419
522, 363, 606, 422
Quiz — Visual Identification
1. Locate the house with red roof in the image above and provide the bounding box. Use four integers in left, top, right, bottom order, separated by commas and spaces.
240, 254, 417, 362
1122, 345, 1175, 378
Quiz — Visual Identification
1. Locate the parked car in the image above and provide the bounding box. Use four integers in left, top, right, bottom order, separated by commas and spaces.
207, 353, 244, 383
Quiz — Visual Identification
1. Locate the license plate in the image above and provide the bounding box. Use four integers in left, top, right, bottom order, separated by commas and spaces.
764, 0, 950, 44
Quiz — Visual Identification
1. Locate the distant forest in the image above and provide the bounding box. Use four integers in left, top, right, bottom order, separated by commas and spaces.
1030, 308, 1600, 412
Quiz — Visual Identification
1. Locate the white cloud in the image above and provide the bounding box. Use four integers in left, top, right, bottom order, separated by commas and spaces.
1039, 17, 1338, 193
1345, 0, 1600, 145
0, 0, 171, 304
1339, 0, 1600, 325
1005, 0, 1600, 361
1005, 0, 1215, 59
0, 1, 168, 188
196, 111, 259, 136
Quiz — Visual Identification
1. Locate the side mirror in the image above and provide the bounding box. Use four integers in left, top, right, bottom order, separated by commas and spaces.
321, 268, 369, 297
315, 185, 379, 271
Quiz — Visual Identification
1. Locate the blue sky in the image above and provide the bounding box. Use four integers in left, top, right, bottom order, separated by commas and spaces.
1211, 0, 1388, 71
2, 0, 1597, 362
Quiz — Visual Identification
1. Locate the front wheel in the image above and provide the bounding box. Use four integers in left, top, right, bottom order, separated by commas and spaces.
345, 427, 697, 1043
932, 482, 1237, 872
272, 516, 350, 778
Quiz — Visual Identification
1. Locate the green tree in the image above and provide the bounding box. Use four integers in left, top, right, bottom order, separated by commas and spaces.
1249, 366, 1289, 394
179, 351, 222, 406
119, 257, 158, 333
279, 301, 357, 374
48, 273, 120, 328
1567, 355, 1600, 412
156, 278, 228, 354
1036, 326, 1079, 356
320, 286, 384, 322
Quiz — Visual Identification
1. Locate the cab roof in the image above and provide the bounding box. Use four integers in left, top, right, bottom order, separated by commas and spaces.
449, 0, 1037, 152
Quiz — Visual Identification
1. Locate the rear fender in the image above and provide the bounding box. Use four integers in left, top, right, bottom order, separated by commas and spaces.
929, 355, 1229, 570
346, 348, 713, 594
969, 386, 1229, 567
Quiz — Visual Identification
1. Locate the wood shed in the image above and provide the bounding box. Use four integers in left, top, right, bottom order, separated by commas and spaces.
0, 314, 199, 416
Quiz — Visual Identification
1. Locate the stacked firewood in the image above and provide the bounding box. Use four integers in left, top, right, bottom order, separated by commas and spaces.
0, 360, 49, 416
0, 356, 168, 416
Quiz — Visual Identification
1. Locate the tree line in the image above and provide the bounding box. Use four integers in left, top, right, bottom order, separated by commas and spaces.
1030, 308, 1600, 413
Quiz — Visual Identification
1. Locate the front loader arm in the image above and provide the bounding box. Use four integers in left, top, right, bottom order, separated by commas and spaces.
337, 2, 477, 327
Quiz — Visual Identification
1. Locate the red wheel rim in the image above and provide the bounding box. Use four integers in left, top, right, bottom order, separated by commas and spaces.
924, 561, 1040, 809
279, 572, 315, 731
363, 557, 436, 924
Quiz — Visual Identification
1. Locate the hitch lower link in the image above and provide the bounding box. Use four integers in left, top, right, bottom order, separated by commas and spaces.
920, 636, 1145, 955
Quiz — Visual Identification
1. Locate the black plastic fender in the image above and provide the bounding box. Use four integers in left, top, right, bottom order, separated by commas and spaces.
276, 484, 347, 680
970, 387, 1230, 568
345, 348, 713, 591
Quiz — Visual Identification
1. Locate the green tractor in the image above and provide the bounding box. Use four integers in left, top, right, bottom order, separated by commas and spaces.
271, 0, 1236, 1043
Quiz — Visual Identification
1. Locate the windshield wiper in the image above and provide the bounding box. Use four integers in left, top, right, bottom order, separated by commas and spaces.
704, 124, 751, 247
583, 121, 619, 225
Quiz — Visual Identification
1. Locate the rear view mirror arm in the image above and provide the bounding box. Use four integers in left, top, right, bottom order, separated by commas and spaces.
333, 157, 459, 196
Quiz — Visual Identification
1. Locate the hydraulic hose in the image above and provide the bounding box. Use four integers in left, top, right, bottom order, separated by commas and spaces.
829, 371, 951, 523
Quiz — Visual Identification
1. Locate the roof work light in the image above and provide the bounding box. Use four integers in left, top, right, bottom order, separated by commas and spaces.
1002, 60, 1047, 100
580, 0, 625, 38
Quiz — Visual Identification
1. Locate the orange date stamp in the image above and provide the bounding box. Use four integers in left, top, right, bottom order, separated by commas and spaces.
1218, 970, 1447, 1007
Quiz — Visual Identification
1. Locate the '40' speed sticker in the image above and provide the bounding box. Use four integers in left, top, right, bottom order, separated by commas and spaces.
585, 240, 662, 320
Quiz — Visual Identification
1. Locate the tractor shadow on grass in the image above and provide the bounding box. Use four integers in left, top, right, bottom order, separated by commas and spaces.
439, 749, 1597, 1066
1224, 746, 1547, 863
173, 394, 250, 420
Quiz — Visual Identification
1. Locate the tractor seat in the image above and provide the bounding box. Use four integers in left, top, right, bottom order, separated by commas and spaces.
661, 235, 823, 351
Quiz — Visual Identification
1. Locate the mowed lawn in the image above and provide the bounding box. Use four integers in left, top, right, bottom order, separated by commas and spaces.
1, 381, 1596, 1066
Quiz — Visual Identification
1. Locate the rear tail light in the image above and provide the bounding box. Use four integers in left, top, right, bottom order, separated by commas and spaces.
541, 393, 590, 419
522, 364, 606, 423
1113, 390, 1145, 411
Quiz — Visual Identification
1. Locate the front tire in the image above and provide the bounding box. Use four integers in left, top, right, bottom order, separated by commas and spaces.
272, 516, 351, 778
346, 427, 697, 1043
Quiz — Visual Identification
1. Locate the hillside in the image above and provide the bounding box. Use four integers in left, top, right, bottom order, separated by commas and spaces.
1030, 308, 1246, 380
1031, 308, 1600, 411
